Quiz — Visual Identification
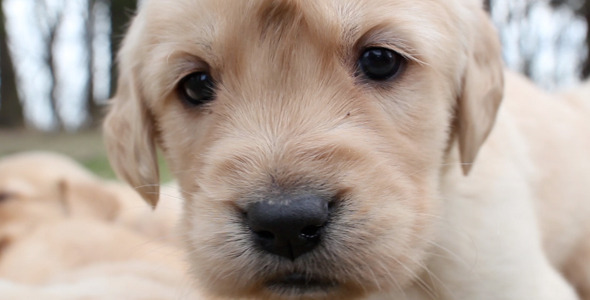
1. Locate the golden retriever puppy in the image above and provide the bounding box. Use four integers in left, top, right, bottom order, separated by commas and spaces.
0, 152, 193, 298
104, 0, 590, 299
0, 272, 194, 300
0, 152, 183, 249
0, 219, 200, 299
108, 181, 185, 244
0, 152, 120, 251
0, 219, 185, 283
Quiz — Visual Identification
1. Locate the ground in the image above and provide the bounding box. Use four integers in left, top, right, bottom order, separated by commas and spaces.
0, 129, 171, 181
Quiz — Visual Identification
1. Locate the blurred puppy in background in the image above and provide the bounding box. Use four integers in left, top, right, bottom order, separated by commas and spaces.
0, 151, 183, 249
0, 152, 194, 299
105, 0, 590, 299
0, 151, 120, 252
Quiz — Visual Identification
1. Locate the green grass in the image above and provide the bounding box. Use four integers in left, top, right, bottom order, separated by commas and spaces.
79, 155, 117, 179
0, 129, 172, 182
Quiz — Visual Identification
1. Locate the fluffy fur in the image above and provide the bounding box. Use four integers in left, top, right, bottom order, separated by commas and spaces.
104, 0, 590, 299
0, 152, 195, 299
0, 152, 120, 251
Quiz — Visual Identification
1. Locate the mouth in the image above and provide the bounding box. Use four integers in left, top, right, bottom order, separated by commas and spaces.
266, 273, 338, 295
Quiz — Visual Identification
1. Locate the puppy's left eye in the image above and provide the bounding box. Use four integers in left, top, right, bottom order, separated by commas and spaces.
179, 72, 217, 106
358, 48, 405, 81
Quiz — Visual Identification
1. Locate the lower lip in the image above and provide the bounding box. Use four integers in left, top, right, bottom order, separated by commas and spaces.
266, 273, 337, 294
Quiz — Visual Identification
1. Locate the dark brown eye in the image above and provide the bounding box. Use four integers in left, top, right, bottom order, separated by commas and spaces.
179, 72, 216, 106
358, 48, 404, 81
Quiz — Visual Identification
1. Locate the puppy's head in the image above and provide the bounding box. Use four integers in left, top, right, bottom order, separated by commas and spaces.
0, 152, 121, 256
105, 0, 503, 298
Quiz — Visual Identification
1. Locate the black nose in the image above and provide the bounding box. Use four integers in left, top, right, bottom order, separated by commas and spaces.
246, 194, 330, 260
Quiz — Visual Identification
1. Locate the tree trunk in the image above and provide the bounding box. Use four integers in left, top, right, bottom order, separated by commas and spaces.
0, 0, 25, 128
484, 0, 492, 13
46, 26, 63, 131
35, 0, 65, 131
548, 0, 590, 79
581, 1, 590, 78
84, 0, 102, 128
109, 0, 138, 97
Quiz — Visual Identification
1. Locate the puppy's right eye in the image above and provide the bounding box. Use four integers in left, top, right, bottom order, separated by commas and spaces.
179, 72, 216, 106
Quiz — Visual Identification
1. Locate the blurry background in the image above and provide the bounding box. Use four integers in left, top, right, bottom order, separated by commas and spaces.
0, 0, 140, 178
0, 0, 587, 178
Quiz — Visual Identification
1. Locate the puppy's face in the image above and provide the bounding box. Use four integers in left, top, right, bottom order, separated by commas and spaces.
105, 0, 503, 298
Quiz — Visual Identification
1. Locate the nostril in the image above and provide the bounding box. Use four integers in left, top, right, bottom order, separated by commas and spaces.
255, 230, 275, 241
300, 225, 322, 239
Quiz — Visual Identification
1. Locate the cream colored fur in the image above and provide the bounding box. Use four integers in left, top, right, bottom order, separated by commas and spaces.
104, 0, 590, 299
0, 219, 200, 300
0, 152, 196, 299
0, 152, 183, 246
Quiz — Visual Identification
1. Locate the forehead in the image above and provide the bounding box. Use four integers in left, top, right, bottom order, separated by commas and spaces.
138, 0, 466, 67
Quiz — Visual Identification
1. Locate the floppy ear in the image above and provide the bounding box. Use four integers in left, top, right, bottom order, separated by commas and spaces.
57, 179, 121, 220
456, 8, 504, 175
103, 13, 160, 208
